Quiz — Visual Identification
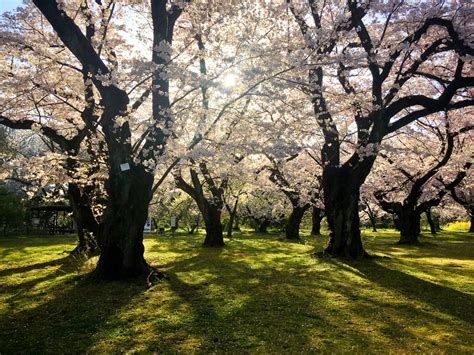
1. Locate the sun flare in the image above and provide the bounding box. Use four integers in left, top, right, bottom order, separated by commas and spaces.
222, 73, 237, 88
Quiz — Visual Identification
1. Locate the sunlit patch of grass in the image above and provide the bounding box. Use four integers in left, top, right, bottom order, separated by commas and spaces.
1, 229, 473, 353
444, 220, 471, 232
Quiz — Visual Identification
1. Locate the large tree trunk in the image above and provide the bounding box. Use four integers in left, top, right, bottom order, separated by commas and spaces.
94, 166, 153, 279
397, 207, 421, 244
425, 207, 437, 235
323, 167, 365, 258
311, 207, 324, 235
286, 205, 309, 240
203, 204, 224, 247
67, 183, 100, 258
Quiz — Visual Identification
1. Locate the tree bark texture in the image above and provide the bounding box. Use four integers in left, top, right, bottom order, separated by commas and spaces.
425, 208, 437, 235
323, 167, 366, 258
311, 207, 324, 235
286, 205, 309, 239
226, 199, 239, 238
175, 168, 225, 247
94, 166, 154, 279
203, 205, 225, 247
397, 207, 421, 244
67, 183, 100, 258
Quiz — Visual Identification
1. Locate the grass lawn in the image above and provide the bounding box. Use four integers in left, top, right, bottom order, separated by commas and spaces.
0, 229, 473, 353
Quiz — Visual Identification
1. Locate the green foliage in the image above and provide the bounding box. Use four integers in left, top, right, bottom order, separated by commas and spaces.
0, 230, 473, 353
0, 185, 25, 232
151, 195, 201, 232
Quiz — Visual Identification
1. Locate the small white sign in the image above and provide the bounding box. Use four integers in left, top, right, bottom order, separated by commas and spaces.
144, 217, 152, 233
170, 216, 177, 227
120, 163, 130, 171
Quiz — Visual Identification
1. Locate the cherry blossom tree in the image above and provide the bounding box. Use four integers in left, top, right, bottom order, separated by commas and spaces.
259, 153, 321, 239
448, 178, 474, 233
239, 188, 288, 233
373, 115, 472, 243
285, 0, 473, 257
1, 0, 192, 279
168, 4, 294, 246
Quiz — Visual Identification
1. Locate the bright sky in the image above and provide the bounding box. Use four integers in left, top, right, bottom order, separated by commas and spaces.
0, 0, 23, 14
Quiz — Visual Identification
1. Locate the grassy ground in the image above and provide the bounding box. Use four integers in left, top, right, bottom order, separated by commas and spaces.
0, 229, 473, 353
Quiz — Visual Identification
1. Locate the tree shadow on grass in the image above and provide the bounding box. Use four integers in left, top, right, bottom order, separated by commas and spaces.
348, 260, 474, 324
144, 252, 320, 352
0, 271, 146, 353
143, 249, 400, 353
0, 252, 94, 296
0, 255, 72, 277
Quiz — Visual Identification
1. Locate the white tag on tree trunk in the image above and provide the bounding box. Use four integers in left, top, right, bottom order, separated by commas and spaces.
120, 163, 130, 171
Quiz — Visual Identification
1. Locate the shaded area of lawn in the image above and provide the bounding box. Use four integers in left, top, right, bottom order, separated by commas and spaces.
0, 230, 473, 353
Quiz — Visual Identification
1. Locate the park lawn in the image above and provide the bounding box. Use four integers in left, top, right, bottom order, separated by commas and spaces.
0, 229, 473, 353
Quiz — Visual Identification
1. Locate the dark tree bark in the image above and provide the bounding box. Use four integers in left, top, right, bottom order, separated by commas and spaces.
233, 216, 241, 231
323, 166, 367, 258
257, 219, 271, 233
95, 166, 154, 279
266, 158, 313, 240
67, 183, 100, 258
470, 213, 474, 233
369, 215, 377, 232
425, 207, 437, 235
397, 207, 422, 244
375, 196, 422, 245
202, 204, 224, 247
286, 205, 310, 239
225, 198, 239, 238
175, 166, 226, 247
311, 207, 324, 235
361, 200, 377, 232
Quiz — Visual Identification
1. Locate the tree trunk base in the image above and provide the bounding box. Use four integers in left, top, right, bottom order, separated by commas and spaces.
90, 263, 167, 285
203, 240, 226, 247
285, 206, 308, 240
314, 249, 371, 259
93, 241, 151, 281
92, 260, 152, 281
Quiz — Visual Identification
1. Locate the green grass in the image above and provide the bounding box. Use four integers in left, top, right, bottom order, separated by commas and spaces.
443, 220, 472, 232
1, 229, 473, 353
